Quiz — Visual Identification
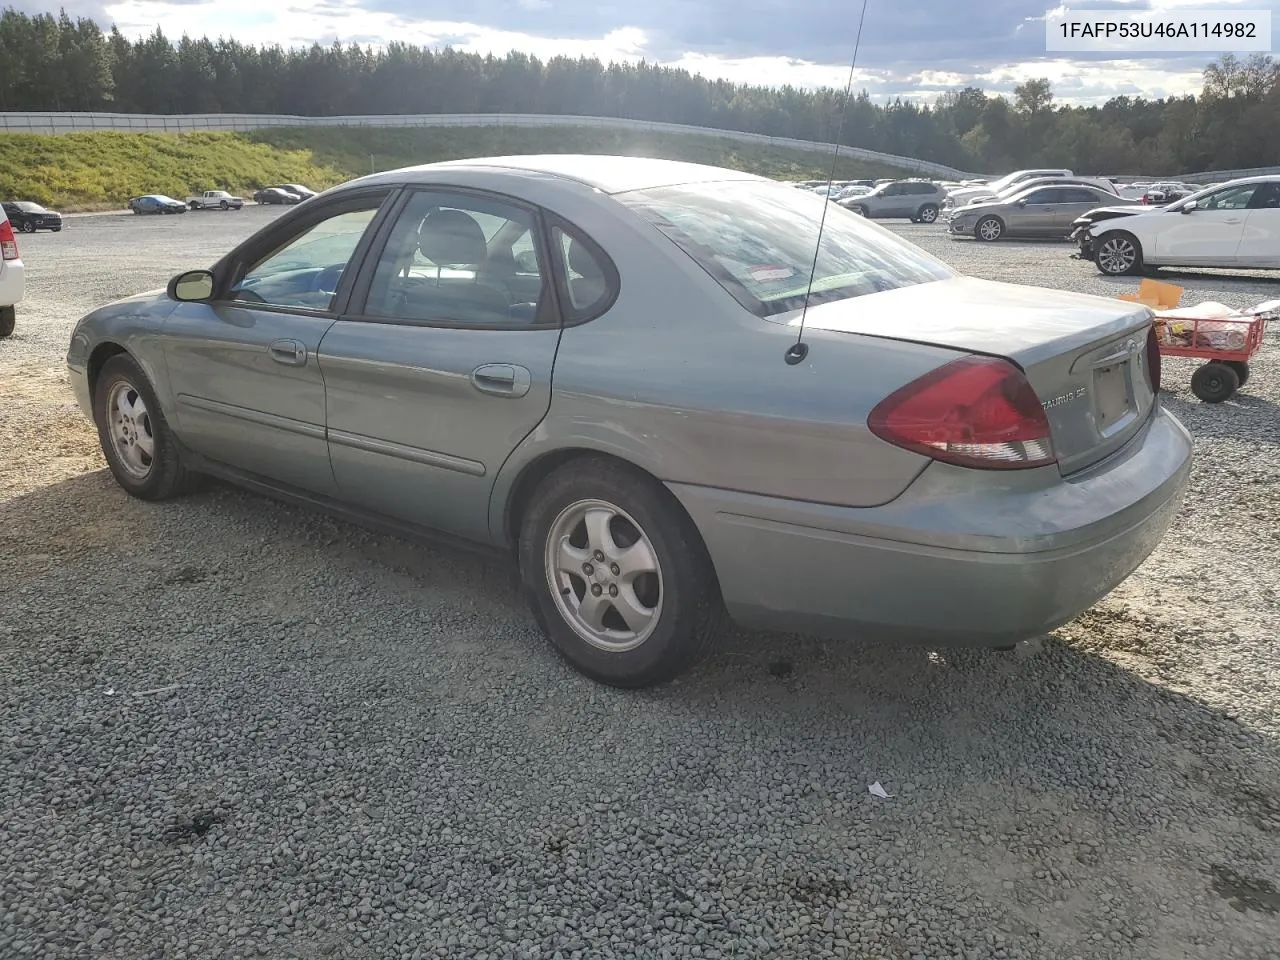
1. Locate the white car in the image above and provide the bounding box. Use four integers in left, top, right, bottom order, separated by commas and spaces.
1081, 176, 1280, 276
0, 205, 24, 338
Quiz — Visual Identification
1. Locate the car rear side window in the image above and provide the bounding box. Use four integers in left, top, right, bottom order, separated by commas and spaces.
361, 190, 551, 328
616, 179, 953, 319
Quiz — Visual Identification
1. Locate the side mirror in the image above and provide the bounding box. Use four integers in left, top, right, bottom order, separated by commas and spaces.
168, 268, 215, 302
1017, 198, 1028, 206
1180, 200, 1197, 214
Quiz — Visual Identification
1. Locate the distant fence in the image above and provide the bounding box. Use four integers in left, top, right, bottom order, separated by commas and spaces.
0, 110, 983, 180
2, 110, 1272, 184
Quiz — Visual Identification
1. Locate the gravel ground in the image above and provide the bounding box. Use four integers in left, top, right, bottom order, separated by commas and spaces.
2, 208, 1279, 960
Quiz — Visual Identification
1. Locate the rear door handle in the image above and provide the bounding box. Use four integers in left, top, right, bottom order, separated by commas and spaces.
471, 363, 531, 398
268, 339, 307, 366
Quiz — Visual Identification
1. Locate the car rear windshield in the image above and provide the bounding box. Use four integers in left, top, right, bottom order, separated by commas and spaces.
616, 179, 953, 318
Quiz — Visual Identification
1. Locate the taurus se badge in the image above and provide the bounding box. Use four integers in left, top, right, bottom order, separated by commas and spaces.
1041, 386, 1087, 409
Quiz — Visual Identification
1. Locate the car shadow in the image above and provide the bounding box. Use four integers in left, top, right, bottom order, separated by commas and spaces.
3, 468, 1278, 953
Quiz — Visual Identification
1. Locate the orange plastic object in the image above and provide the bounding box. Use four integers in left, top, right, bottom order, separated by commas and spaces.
1117, 278, 1183, 309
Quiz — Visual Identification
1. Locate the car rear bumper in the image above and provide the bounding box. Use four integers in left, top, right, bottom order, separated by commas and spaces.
667, 407, 1193, 646
0, 257, 25, 307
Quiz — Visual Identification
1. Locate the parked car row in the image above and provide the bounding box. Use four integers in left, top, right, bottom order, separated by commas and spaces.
127, 184, 318, 215
784, 168, 1278, 277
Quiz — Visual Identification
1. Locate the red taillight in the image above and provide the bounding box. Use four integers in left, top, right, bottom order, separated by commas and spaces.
0, 219, 17, 260
1144, 325, 1161, 394
868, 356, 1056, 470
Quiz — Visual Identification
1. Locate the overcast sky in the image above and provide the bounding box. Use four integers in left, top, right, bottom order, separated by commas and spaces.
32, 0, 1278, 104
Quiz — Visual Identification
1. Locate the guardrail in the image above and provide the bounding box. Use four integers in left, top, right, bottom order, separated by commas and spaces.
2, 110, 1270, 184
0, 110, 982, 180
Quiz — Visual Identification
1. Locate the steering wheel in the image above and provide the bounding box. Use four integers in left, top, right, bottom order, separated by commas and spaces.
313, 264, 344, 296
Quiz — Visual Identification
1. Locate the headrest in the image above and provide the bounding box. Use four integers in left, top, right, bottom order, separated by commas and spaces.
418, 209, 488, 266
566, 237, 602, 278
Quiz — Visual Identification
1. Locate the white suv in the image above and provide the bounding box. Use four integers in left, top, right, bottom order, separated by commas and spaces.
0, 204, 24, 338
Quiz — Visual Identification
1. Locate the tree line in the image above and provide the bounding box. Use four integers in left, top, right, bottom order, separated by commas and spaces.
1, 6, 1277, 176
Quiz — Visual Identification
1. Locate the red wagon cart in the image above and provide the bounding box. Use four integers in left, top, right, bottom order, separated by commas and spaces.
1152, 309, 1269, 403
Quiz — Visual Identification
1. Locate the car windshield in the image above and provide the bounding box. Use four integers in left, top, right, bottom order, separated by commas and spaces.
617, 179, 954, 319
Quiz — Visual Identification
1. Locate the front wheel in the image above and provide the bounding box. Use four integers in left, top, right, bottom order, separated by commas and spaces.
849, 204, 868, 217
1095, 231, 1143, 276
518, 457, 724, 688
1190, 362, 1240, 403
92, 354, 200, 500
916, 203, 939, 224
0, 306, 14, 338
975, 216, 1004, 241
20, 221, 35, 233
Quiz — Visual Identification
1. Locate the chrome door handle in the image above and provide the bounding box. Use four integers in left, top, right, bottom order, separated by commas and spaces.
471, 363, 531, 398
268, 339, 307, 366
1224, 217, 1242, 224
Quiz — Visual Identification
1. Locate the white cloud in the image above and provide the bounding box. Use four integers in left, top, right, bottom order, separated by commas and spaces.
101, 0, 1218, 105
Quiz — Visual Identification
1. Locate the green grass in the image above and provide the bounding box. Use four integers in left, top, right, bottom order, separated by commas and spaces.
0, 124, 913, 211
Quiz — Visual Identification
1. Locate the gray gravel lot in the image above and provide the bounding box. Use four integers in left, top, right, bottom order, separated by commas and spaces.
2, 208, 1279, 960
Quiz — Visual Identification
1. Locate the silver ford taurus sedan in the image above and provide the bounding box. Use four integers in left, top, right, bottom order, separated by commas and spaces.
66, 155, 1193, 687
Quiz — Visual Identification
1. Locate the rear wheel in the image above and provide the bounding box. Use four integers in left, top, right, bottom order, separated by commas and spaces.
976, 216, 1004, 241
1190, 362, 1239, 403
92, 354, 199, 500
518, 456, 724, 688
20, 221, 35, 233
917, 203, 939, 224
0, 306, 14, 338
1095, 231, 1143, 276
1224, 360, 1250, 386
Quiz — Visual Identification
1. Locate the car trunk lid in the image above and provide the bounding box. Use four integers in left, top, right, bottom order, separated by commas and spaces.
788, 275, 1157, 475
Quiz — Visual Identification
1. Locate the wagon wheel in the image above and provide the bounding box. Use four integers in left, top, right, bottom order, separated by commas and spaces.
1224, 361, 1250, 387
1190, 362, 1240, 403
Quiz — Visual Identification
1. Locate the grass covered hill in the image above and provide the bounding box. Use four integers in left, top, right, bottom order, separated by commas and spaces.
0, 124, 914, 211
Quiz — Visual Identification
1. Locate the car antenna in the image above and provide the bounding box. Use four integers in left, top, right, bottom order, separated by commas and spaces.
786, 0, 872, 367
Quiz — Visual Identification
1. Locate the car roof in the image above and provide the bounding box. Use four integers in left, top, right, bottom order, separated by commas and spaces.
364, 154, 770, 195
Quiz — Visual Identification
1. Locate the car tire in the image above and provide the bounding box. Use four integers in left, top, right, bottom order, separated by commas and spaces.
20, 221, 35, 233
0, 306, 14, 338
219, 200, 229, 210
518, 456, 725, 688
1190, 362, 1239, 403
849, 204, 868, 217
1225, 361, 1250, 386
917, 203, 939, 224
92, 354, 200, 500
975, 216, 1004, 241
1095, 231, 1143, 276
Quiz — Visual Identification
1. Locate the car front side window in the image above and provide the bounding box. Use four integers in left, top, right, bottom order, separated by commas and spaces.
230, 205, 383, 311
1201, 185, 1258, 211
